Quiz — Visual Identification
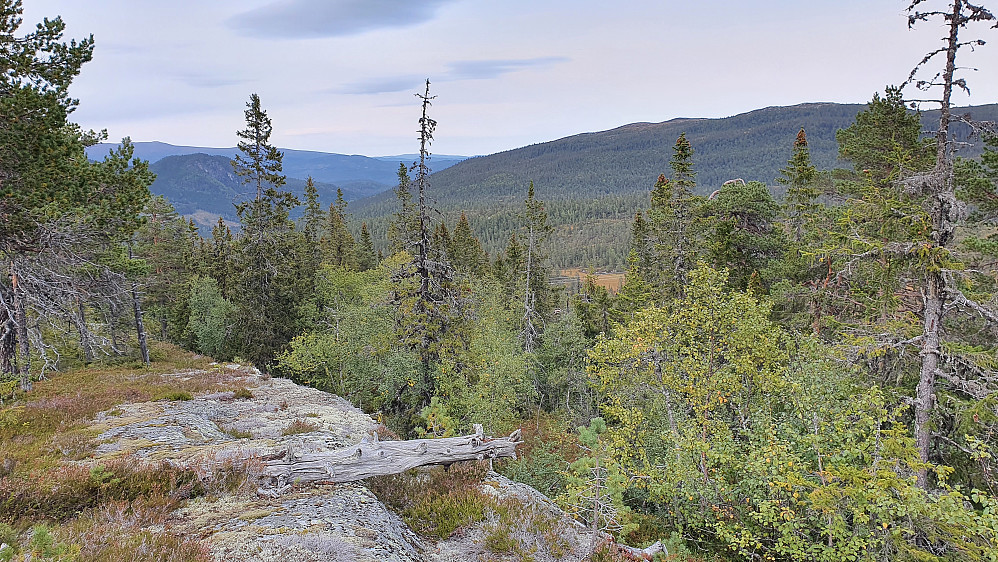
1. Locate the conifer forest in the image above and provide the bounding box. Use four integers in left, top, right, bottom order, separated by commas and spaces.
4, 1, 998, 560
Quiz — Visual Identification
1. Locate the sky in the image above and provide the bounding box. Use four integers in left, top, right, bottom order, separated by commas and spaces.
20, 0, 998, 157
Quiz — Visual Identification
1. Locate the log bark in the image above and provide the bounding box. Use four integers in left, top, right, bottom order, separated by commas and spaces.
259, 425, 522, 488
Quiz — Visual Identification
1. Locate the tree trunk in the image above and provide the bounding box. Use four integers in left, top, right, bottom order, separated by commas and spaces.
259, 426, 522, 489
12, 271, 30, 391
913, 0, 962, 490
78, 299, 93, 364
916, 271, 943, 488
0, 292, 13, 376
132, 283, 150, 365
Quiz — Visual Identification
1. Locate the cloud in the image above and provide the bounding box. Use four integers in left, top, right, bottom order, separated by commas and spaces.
336, 57, 570, 95
336, 75, 425, 95
446, 57, 570, 80
229, 0, 459, 39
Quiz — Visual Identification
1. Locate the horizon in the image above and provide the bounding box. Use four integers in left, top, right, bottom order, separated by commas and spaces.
23, 1, 998, 157
94, 99, 998, 160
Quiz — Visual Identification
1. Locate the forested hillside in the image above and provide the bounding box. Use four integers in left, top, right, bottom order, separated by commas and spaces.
351, 102, 998, 269
147, 153, 381, 230
86, 142, 466, 232
4, 1, 998, 562
87, 141, 468, 187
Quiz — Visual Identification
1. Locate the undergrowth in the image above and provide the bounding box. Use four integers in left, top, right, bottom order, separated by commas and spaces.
0, 343, 250, 561
369, 460, 576, 559
368, 461, 493, 540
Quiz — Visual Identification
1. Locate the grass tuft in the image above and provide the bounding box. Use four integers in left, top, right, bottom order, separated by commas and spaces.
231, 387, 253, 400
281, 419, 319, 436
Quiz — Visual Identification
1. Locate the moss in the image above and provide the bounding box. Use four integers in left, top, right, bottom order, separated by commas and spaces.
237, 509, 272, 521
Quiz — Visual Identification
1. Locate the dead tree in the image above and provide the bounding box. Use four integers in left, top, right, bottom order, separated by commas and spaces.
258, 425, 522, 491
903, 0, 996, 488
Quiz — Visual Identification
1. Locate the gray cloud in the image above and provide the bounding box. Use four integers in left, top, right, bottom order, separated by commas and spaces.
336, 75, 425, 95
336, 57, 570, 95
446, 57, 570, 80
229, 0, 459, 39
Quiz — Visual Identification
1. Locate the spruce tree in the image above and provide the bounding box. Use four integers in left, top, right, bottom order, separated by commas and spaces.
388, 80, 463, 424
232, 93, 285, 200
228, 95, 302, 366
643, 134, 703, 300
450, 212, 488, 276
778, 129, 820, 244
355, 223, 378, 271
520, 181, 553, 352
322, 188, 356, 268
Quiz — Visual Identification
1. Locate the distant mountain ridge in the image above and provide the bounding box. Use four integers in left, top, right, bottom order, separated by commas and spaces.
87, 141, 469, 187
145, 154, 380, 231
85, 142, 469, 230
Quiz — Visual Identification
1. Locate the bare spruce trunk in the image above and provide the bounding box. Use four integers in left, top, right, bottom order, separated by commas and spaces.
132, 283, 150, 365
78, 299, 93, 364
1, 304, 14, 376
913, 0, 961, 489
12, 272, 31, 391
916, 272, 943, 487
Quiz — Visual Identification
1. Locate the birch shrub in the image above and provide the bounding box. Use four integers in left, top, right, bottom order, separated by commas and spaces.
588, 265, 998, 561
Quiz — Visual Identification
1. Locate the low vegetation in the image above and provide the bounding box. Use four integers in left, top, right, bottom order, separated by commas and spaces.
0, 343, 247, 560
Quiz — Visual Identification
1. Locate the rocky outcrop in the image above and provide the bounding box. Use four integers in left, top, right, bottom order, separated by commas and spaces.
90, 364, 601, 561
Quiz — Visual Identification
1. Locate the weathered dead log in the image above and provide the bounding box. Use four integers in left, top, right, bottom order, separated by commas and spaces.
259, 424, 522, 488
617, 540, 665, 560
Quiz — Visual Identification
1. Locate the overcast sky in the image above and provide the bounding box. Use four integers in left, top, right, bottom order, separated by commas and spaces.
21, 0, 998, 157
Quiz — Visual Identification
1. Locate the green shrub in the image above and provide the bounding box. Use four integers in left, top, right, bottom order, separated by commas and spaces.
231, 387, 253, 400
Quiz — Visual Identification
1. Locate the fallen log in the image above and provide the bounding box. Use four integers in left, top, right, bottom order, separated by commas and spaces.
259, 424, 522, 489
617, 540, 665, 560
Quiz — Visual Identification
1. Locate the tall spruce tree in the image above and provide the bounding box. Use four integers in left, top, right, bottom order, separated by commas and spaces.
232, 93, 285, 201
643, 134, 703, 300
229, 95, 302, 366
520, 182, 553, 353
778, 129, 820, 244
